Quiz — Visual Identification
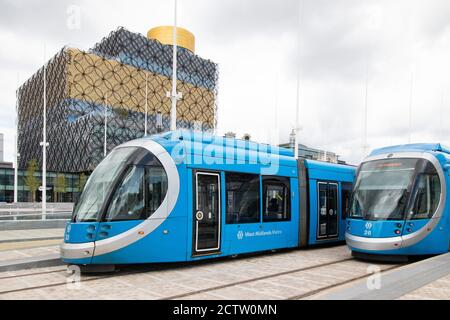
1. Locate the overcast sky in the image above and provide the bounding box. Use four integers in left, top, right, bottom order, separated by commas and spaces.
1, 0, 449, 165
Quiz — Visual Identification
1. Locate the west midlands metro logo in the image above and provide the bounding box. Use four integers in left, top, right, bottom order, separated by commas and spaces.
237, 230, 244, 240
364, 222, 373, 237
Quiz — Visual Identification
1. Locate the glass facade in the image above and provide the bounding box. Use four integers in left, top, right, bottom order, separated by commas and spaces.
0, 168, 88, 203
17, 27, 218, 174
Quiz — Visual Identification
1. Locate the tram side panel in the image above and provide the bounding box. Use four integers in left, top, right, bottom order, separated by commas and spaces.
186, 159, 300, 261
298, 160, 355, 247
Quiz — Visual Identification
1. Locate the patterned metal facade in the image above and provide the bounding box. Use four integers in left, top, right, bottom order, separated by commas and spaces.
17, 27, 218, 173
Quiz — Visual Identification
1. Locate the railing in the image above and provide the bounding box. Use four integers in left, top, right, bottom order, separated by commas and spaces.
0, 211, 72, 221
0, 203, 74, 221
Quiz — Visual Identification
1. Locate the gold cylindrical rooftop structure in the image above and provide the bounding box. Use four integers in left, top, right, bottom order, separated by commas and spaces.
147, 26, 195, 53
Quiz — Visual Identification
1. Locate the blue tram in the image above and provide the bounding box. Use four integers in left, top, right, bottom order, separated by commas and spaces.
61, 131, 355, 267
346, 143, 450, 260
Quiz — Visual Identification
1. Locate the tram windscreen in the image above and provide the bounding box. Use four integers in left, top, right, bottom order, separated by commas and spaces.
73, 147, 139, 222
349, 159, 418, 220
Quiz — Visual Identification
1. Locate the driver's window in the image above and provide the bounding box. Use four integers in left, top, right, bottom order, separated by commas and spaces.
409, 174, 440, 220
106, 166, 145, 222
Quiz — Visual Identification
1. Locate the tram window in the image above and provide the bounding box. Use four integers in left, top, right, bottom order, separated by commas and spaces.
146, 167, 168, 216
226, 173, 260, 224
106, 164, 168, 222
263, 177, 291, 222
341, 183, 353, 219
408, 173, 441, 220
106, 166, 146, 221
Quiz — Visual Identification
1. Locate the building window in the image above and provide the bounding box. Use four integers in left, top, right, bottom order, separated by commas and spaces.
263, 176, 291, 222
226, 173, 260, 224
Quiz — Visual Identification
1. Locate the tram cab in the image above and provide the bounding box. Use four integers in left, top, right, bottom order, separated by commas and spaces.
346, 144, 450, 259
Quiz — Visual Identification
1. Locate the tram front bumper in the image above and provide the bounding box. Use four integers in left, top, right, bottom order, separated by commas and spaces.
345, 233, 403, 252
60, 242, 95, 261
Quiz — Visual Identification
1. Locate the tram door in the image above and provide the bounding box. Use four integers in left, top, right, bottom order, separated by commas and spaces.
193, 172, 221, 256
317, 182, 339, 239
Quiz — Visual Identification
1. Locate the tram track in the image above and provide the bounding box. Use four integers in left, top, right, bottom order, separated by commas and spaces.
0, 266, 154, 296
162, 258, 356, 300
286, 263, 404, 300
0, 255, 407, 299
0, 256, 355, 297
0, 268, 67, 281
164, 259, 406, 300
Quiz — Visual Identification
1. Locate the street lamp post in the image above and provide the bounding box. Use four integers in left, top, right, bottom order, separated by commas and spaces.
40, 50, 49, 219
14, 79, 19, 203
294, 0, 305, 159
168, 0, 182, 131
408, 73, 414, 144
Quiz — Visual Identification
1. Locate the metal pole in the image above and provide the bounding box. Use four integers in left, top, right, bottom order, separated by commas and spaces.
145, 73, 148, 136
14, 74, 19, 203
294, 60, 300, 159
169, 0, 181, 131
41, 46, 48, 219
408, 73, 414, 144
362, 56, 369, 157
294, 0, 304, 160
104, 94, 108, 157
440, 89, 444, 141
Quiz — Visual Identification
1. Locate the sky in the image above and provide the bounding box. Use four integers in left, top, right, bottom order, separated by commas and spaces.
0, 0, 449, 165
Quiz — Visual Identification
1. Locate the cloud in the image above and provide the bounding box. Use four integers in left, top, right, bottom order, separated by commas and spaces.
0, 0, 449, 166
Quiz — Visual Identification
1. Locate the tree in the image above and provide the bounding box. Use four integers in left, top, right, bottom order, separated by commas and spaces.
54, 173, 67, 203
24, 159, 40, 202
78, 173, 88, 192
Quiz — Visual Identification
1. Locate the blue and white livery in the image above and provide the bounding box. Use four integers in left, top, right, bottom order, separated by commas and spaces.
61, 131, 355, 267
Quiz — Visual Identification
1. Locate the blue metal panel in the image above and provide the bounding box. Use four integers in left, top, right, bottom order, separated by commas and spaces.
306, 160, 356, 245
91, 217, 189, 264
64, 222, 98, 244
95, 221, 142, 241
305, 160, 355, 182
346, 219, 408, 239
369, 143, 450, 157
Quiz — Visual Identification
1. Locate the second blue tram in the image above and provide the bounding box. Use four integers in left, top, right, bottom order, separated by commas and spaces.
61, 131, 355, 267
346, 143, 450, 260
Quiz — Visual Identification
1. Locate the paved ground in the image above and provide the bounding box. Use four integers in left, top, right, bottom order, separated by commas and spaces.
0, 243, 447, 300
0, 228, 63, 255
399, 274, 450, 300
0, 245, 402, 300
0, 245, 60, 262
0, 229, 65, 243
